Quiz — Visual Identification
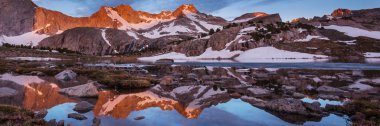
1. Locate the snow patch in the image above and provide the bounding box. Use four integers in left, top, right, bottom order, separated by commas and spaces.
126, 31, 139, 40
101, 29, 111, 46
364, 52, 380, 58
184, 12, 221, 30
324, 25, 380, 39
0, 32, 49, 47
240, 26, 257, 33
142, 22, 191, 38
234, 47, 329, 63
295, 35, 329, 42
232, 18, 255, 23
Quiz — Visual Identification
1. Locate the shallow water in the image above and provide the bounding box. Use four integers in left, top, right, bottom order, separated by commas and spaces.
2, 61, 379, 126
44, 99, 350, 126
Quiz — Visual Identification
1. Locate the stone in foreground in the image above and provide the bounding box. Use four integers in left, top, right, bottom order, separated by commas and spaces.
55, 70, 77, 81
73, 101, 94, 113
59, 82, 99, 97
68, 113, 87, 120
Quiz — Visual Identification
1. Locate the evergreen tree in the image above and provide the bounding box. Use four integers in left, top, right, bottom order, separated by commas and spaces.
209, 28, 215, 35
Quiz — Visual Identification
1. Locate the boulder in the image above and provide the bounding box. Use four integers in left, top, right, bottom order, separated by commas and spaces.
68, 113, 87, 120
134, 116, 145, 120
316, 86, 345, 93
160, 76, 174, 86
46, 119, 57, 126
73, 101, 94, 113
57, 120, 65, 126
293, 92, 306, 99
247, 87, 270, 95
35, 109, 48, 119
350, 112, 366, 121
0, 87, 18, 97
265, 98, 307, 115
92, 117, 101, 126
55, 70, 77, 81
336, 73, 353, 82
59, 82, 99, 97
303, 102, 323, 113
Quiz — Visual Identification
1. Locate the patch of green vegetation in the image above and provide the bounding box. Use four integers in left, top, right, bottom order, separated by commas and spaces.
0, 105, 45, 126
295, 23, 316, 32
77, 69, 153, 89
223, 23, 239, 29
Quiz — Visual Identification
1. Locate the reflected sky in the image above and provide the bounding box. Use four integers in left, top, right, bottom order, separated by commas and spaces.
44, 99, 349, 126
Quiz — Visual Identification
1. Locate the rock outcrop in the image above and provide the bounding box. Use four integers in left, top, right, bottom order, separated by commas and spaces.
0, 0, 36, 36
55, 70, 77, 81
59, 82, 99, 97
331, 8, 352, 17
74, 101, 94, 113
232, 12, 269, 23
38, 28, 140, 55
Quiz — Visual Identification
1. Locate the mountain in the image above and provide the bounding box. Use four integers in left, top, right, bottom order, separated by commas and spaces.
1, 0, 380, 59
34, 4, 227, 37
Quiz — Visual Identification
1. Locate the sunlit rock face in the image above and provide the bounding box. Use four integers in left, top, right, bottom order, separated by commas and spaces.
33, 4, 202, 34
331, 8, 352, 17
0, 73, 77, 111
232, 12, 269, 23
34, 7, 115, 34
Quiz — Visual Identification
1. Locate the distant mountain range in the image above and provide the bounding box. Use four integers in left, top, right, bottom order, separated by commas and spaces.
1, 0, 380, 61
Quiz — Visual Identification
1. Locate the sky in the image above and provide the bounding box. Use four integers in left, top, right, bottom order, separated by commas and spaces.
32, 0, 380, 21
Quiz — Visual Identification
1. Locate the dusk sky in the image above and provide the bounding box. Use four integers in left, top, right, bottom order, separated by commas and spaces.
32, 0, 380, 21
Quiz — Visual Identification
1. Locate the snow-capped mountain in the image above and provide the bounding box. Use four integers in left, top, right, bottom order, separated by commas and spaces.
141, 4, 227, 38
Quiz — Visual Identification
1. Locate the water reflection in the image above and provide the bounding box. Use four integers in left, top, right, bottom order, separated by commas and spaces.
0, 73, 78, 110
45, 98, 349, 126
301, 97, 347, 108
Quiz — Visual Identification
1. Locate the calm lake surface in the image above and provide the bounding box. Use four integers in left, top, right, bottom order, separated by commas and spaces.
2, 59, 380, 126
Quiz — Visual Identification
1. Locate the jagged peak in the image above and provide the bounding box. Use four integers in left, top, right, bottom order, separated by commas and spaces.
173, 4, 198, 16
331, 8, 352, 17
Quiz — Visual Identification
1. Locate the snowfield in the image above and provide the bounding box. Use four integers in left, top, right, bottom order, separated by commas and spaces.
324, 25, 380, 39
234, 47, 329, 63
0, 31, 49, 46
142, 22, 192, 38
364, 52, 380, 58
138, 46, 329, 63
295, 35, 329, 42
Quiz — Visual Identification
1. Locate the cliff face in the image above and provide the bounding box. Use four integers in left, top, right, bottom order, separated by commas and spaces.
34, 7, 115, 34
38, 27, 143, 55
331, 8, 352, 17
0, 0, 36, 36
